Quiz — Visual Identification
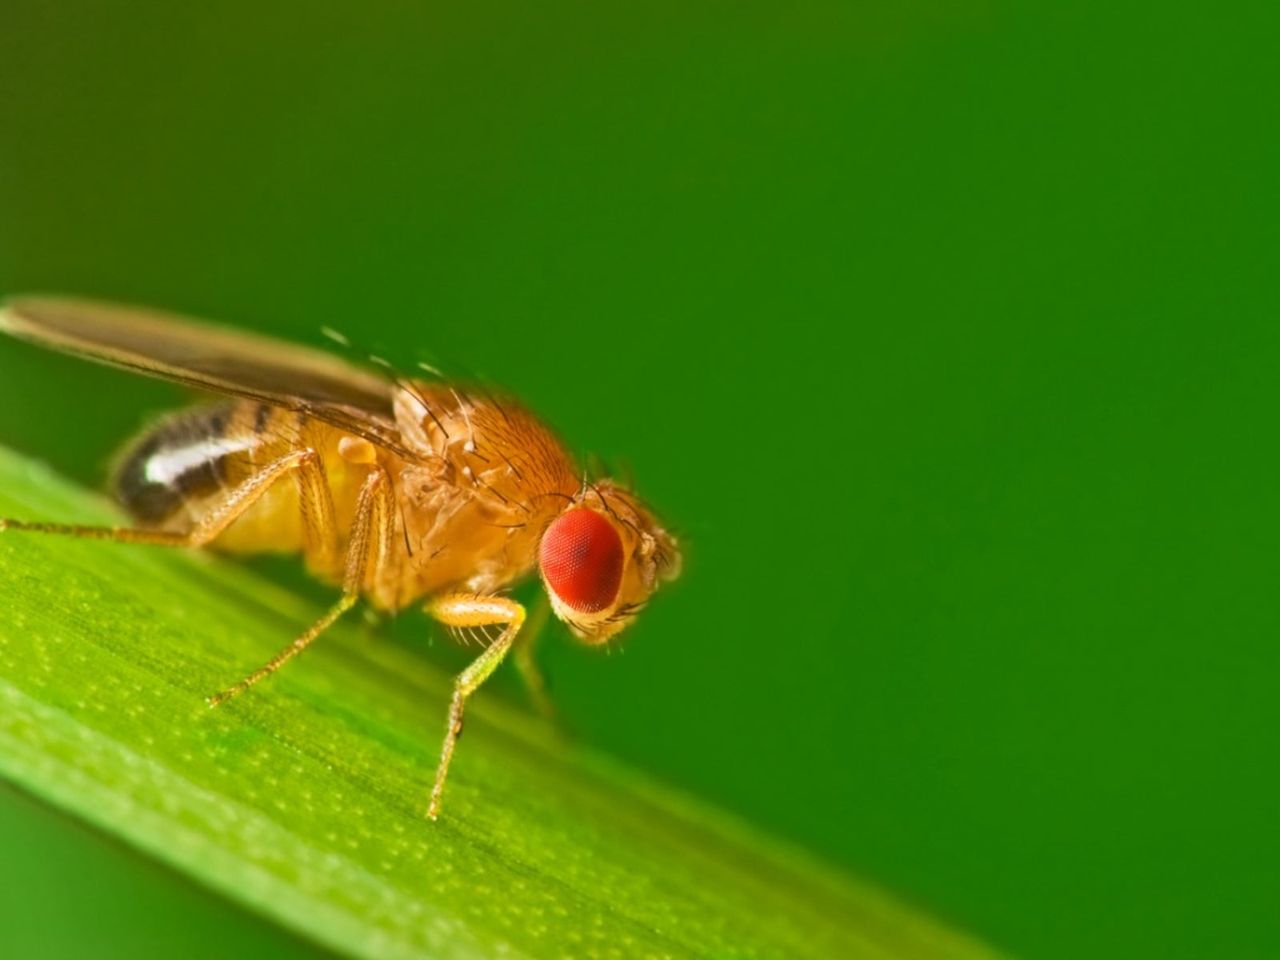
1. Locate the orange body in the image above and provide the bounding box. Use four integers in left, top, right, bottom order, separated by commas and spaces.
116, 384, 582, 612
0, 295, 681, 817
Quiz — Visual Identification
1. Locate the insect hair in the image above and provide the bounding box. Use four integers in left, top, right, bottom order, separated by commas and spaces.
585, 479, 643, 538
320, 325, 452, 440
606, 600, 647, 624
534, 490, 576, 507
496, 448, 524, 482
450, 388, 478, 454
477, 384, 515, 426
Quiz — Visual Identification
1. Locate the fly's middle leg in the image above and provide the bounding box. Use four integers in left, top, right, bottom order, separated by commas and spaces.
0, 446, 374, 703
207, 463, 393, 707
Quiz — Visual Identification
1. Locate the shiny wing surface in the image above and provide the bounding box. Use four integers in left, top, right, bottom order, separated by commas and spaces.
0, 296, 410, 455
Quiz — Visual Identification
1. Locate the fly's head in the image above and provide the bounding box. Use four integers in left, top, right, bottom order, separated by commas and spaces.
538, 481, 681, 645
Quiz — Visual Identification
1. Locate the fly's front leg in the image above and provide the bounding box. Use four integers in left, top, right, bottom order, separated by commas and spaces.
424, 594, 526, 819
207, 464, 393, 706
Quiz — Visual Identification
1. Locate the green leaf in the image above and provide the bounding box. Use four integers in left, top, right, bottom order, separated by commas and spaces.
0, 445, 1002, 960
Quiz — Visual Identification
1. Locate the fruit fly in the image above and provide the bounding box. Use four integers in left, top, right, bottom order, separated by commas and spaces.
0, 297, 681, 818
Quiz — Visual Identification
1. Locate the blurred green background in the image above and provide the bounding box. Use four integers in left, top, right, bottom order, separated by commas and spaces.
1, 3, 1277, 958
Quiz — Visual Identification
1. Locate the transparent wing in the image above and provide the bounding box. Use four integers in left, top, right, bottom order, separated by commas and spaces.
0, 296, 413, 456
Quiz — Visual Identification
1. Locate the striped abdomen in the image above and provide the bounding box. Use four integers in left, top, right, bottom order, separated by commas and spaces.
113, 402, 253, 526
112, 401, 372, 563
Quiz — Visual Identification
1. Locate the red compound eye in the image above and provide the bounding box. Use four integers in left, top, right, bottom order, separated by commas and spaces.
539, 508, 624, 613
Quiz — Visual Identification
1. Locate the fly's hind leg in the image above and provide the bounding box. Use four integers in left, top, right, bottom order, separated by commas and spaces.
0, 448, 338, 565
207, 463, 393, 706
424, 594, 526, 819
0, 446, 365, 701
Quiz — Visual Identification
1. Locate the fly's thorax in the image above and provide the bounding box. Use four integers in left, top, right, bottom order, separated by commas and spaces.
391, 382, 579, 595
395, 468, 554, 595
394, 383, 578, 498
